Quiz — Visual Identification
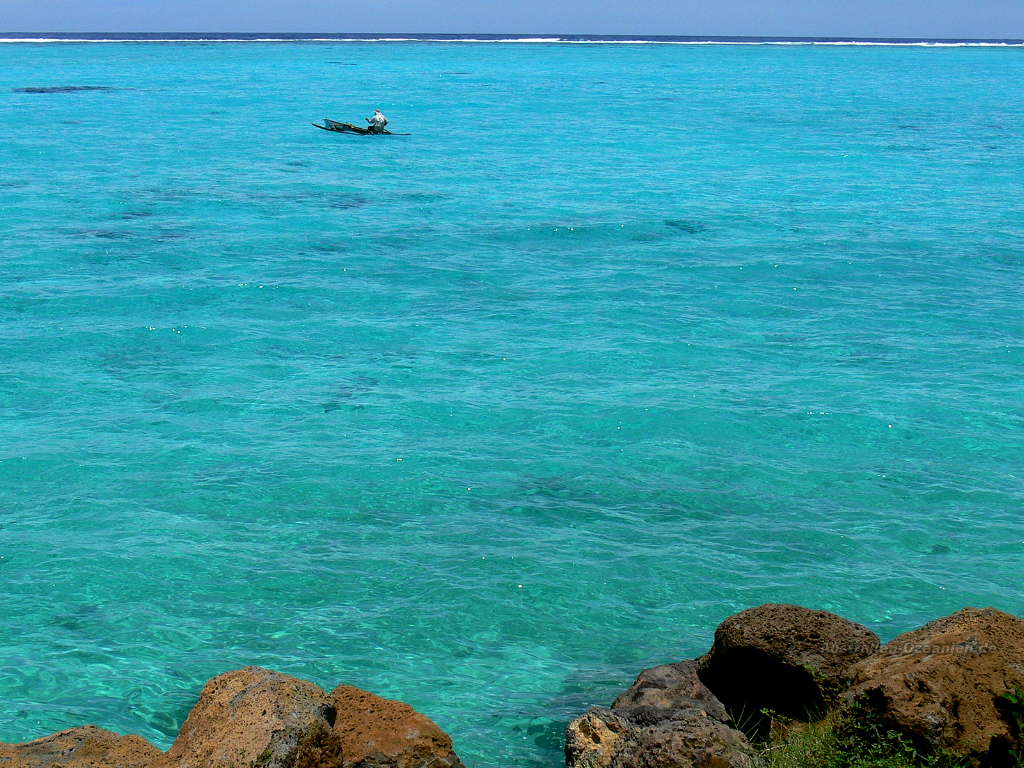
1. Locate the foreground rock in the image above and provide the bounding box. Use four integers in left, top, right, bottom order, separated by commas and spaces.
698, 603, 879, 730
611, 662, 729, 721
566, 603, 1024, 768
159, 666, 463, 768
332, 685, 463, 768
566, 661, 751, 768
161, 666, 336, 768
0, 726, 161, 768
847, 607, 1024, 764
566, 707, 751, 768
0, 666, 463, 768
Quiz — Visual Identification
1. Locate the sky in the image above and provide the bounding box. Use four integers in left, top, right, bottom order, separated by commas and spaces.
1, 0, 1023, 38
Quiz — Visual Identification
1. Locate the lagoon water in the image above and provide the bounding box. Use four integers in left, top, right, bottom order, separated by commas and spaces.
0, 35, 1022, 767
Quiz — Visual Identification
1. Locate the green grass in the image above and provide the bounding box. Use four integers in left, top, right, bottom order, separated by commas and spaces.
755, 710, 969, 768
753, 687, 1024, 768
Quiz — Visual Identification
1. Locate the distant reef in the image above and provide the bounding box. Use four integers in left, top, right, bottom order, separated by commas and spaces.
2, 606, 1022, 768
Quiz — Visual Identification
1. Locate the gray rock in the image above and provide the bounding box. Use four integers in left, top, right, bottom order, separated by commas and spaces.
612, 661, 728, 721
566, 661, 750, 768
566, 706, 751, 768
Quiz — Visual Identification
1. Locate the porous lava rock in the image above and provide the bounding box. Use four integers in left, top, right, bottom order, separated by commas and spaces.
565, 707, 751, 768
846, 607, 1024, 765
160, 666, 336, 768
698, 603, 879, 731
611, 661, 729, 721
0, 725, 162, 768
0, 667, 463, 768
566, 661, 751, 768
283, 721, 344, 768
330, 685, 463, 768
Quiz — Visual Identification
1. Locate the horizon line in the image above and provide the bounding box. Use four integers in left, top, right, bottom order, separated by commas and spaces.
2, 31, 1024, 40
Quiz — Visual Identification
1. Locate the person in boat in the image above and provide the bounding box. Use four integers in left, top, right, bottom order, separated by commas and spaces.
365, 109, 388, 134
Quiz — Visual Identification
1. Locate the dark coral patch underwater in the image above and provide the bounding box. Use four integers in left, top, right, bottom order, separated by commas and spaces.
14, 86, 116, 94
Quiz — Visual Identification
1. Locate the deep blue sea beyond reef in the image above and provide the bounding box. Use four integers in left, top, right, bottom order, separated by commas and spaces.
0, 34, 1022, 767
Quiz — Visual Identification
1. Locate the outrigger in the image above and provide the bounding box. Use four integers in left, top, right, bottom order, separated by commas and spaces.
312, 119, 410, 136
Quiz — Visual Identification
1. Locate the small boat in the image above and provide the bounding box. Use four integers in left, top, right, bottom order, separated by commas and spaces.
312, 119, 409, 135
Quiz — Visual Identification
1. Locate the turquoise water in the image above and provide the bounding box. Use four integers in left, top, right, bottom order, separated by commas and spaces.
1, 40, 1022, 767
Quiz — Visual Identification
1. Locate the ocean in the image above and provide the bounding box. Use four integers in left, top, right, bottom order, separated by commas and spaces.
0, 33, 1021, 767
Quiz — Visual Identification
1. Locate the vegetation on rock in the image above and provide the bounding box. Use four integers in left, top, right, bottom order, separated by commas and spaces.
755, 706, 970, 768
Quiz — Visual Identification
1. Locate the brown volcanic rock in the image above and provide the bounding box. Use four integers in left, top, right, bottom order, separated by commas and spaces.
160, 666, 335, 768
0, 669, 462, 768
286, 722, 345, 768
0, 725, 162, 768
565, 706, 751, 768
330, 685, 463, 768
698, 603, 879, 730
846, 607, 1024, 764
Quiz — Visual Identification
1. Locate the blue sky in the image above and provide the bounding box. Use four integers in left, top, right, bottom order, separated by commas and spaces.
1, 0, 1022, 37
